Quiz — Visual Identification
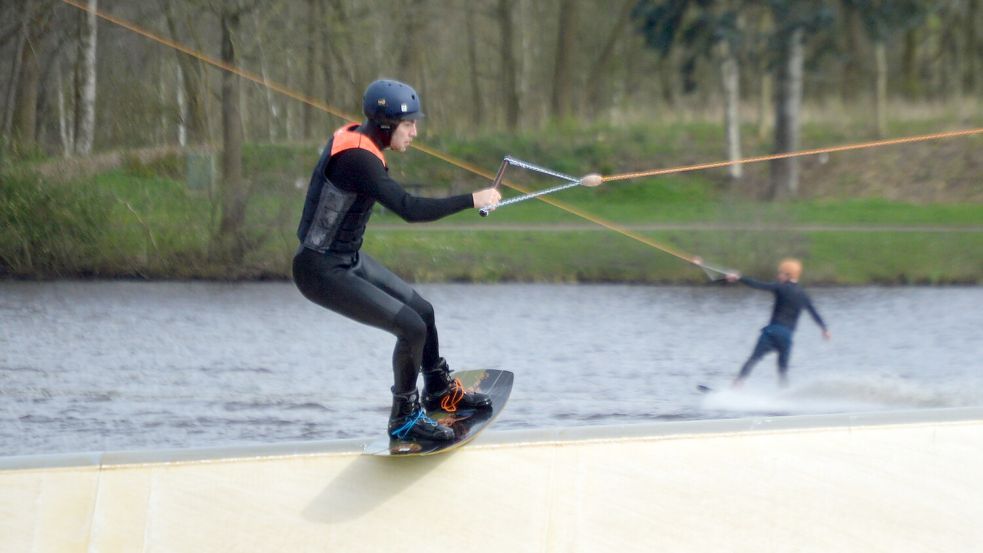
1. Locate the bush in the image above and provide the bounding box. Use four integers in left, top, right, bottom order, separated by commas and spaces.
0, 172, 111, 276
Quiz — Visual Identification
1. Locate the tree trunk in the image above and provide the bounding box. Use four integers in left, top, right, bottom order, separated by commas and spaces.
57, 57, 73, 156
754, 6, 773, 141
719, 39, 742, 180
397, 0, 428, 100
757, 72, 771, 140
466, 2, 484, 128
770, 26, 803, 200
11, 22, 40, 153
873, 39, 887, 138
586, 0, 639, 119
497, 0, 520, 130
967, 0, 979, 94
254, 12, 279, 142
176, 63, 187, 146
550, 0, 577, 121
73, 0, 97, 155
840, 0, 866, 102
901, 28, 919, 99
218, 8, 246, 261
161, 0, 207, 144
302, 0, 318, 139
284, 55, 296, 141
3, 2, 33, 146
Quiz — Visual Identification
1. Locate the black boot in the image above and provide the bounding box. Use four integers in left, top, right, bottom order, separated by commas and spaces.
388, 389, 454, 441
422, 358, 492, 413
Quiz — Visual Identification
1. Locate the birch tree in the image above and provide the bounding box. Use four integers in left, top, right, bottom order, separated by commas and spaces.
161, 0, 208, 145
769, 22, 804, 198
73, 0, 97, 155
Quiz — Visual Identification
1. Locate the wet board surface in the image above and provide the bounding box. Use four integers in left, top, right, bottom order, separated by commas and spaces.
363, 369, 514, 457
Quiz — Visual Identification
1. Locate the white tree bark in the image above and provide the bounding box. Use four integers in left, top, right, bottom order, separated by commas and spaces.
74, 0, 98, 155
719, 39, 742, 179
874, 39, 887, 138
57, 59, 73, 157
176, 63, 187, 147
254, 11, 279, 142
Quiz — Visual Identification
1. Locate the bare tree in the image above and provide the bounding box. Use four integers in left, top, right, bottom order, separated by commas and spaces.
161, 0, 209, 145
585, 0, 639, 119
397, 0, 428, 96
900, 27, 920, 99
56, 56, 73, 155
252, 10, 280, 142
3, 1, 33, 148
770, 25, 803, 199
73, 0, 97, 155
217, 3, 249, 260
10, 4, 46, 154
839, 0, 867, 103
302, 0, 318, 139
497, 0, 520, 130
964, 0, 979, 95
466, 1, 485, 127
719, 37, 742, 179
550, 0, 577, 120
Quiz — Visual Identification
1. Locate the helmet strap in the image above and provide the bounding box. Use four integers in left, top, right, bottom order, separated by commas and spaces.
360, 119, 393, 149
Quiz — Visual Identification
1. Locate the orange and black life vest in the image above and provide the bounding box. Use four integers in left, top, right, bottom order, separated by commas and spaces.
296, 123, 386, 254
330, 123, 386, 167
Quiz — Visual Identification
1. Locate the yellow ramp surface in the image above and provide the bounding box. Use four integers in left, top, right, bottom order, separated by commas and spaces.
2, 408, 982, 552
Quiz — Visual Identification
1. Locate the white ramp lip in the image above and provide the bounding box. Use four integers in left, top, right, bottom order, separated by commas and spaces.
3, 405, 982, 471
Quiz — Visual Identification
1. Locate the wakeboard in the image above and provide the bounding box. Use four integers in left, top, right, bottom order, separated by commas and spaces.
363, 368, 514, 457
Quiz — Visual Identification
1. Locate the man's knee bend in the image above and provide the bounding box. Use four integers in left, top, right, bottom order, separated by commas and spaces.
393, 306, 427, 346
409, 292, 435, 326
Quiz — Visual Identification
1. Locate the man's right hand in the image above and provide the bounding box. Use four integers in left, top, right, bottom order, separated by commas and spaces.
472, 188, 502, 211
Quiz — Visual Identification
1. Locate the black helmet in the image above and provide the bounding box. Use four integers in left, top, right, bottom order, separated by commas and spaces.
362, 79, 424, 128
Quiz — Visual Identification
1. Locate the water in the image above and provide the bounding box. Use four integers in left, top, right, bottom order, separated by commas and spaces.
2, 281, 981, 457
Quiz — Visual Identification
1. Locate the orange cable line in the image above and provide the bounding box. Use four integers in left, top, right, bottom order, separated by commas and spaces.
603, 127, 983, 183
59, 0, 983, 266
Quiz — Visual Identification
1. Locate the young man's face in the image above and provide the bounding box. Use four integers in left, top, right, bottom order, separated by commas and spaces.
390, 120, 417, 152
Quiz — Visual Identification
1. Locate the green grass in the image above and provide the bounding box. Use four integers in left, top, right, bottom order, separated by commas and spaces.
363, 229, 982, 285
2, 119, 981, 283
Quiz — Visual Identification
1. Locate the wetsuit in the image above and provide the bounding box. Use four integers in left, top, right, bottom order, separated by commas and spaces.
737, 277, 828, 380
292, 123, 473, 394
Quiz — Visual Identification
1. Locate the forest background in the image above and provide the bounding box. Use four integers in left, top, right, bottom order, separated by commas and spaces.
1, 0, 981, 284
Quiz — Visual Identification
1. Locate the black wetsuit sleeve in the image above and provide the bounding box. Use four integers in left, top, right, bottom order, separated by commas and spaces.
804, 297, 828, 330
330, 149, 473, 222
738, 276, 780, 292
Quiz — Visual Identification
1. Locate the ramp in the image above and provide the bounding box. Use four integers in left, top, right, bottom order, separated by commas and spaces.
2, 408, 982, 552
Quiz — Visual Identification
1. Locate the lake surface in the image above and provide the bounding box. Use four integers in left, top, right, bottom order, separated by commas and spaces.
2, 281, 981, 457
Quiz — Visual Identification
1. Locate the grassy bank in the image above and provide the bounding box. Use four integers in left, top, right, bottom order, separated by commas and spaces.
1, 121, 981, 284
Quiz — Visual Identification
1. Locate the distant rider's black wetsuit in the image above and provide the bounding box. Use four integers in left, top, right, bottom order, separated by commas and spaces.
292, 123, 472, 394
737, 277, 828, 379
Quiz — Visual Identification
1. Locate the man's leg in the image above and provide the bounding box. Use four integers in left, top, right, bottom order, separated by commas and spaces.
734, 331, 774, 388
776, 334, 792, 388
292, 250, 452, 441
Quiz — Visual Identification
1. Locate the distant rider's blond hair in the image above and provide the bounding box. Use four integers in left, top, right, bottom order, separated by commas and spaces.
778, 258, 802, 281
